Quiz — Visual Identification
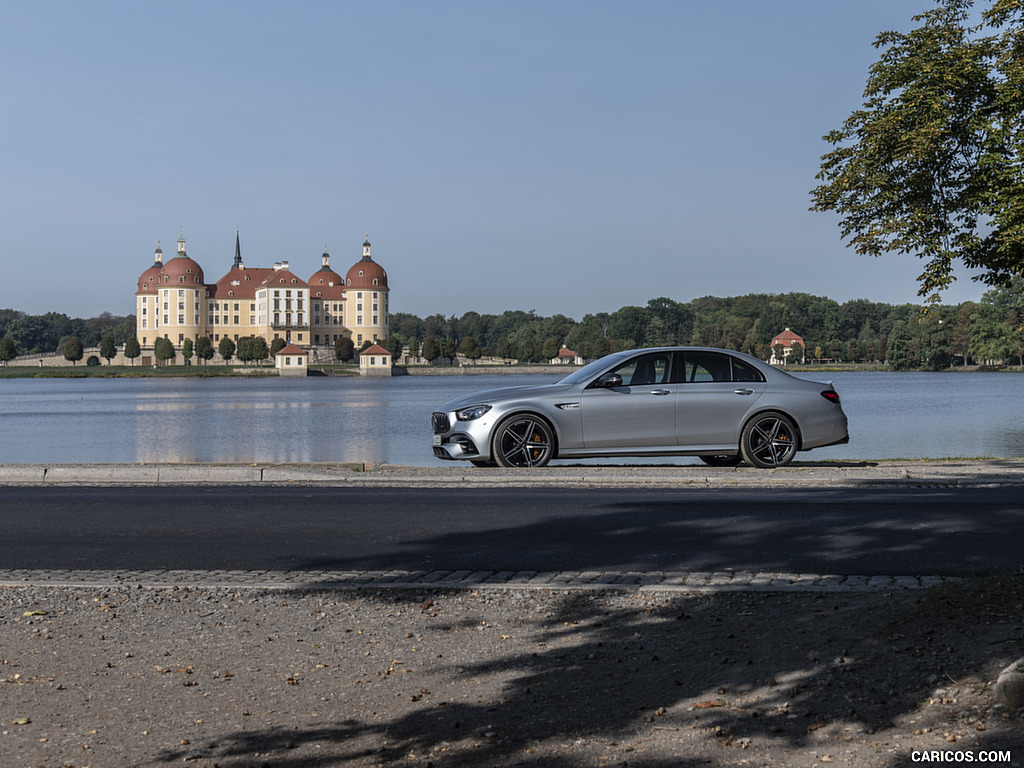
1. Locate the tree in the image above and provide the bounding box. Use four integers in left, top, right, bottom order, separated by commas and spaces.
421, 335, 441, 363
459, 336, 482, 362
154, 337, 176, 364
495, 337, 513, 361
888, 321, 913, 370
334, 336, 354, 362
182, 338, 194, 365
383, 336, 404, 361
195, 336, 214, 364
99, 334, 117, 364
811, 0, 1024, 303
0, 336, 16, 366
123, 336, 140, 365
790, 342, 805, 364
269, 338, 287, 356
236, 337, 253, 365
62, 336, 83, 365
250, 336, 269, 366
219, 337, 235, 362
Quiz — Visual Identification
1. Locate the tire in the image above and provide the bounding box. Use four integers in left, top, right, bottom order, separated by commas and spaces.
700, 454, 743, 467
469, 459, 496, 468
740, 412, 798, 469
491, 414, 556, 468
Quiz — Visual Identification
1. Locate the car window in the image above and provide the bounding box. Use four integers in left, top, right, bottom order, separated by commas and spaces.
679, 352, 730, 382
610, 353, 671, 386
732, 357, 764, 382
672, 352, 765, 383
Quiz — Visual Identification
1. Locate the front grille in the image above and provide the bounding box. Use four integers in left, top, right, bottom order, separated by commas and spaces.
431, 412, 451, 434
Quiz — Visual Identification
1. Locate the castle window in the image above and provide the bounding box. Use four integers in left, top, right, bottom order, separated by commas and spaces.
373, 278, 378, 285
179, 276, 185, 283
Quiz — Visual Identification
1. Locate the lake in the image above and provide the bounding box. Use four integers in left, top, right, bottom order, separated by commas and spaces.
1, 372, 1022, 466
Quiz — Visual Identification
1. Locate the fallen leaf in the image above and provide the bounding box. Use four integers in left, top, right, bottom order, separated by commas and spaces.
693, 700, 725, 708
22, 611, 47, 617
12, 717, 30, 725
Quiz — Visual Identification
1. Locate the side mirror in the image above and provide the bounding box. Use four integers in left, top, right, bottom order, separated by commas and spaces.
595, 372, 623, 388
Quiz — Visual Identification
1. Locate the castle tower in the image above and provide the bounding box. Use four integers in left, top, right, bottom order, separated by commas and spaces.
344, 236, 389, 347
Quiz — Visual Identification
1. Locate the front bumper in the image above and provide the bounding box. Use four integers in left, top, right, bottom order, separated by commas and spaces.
432, 411, 486, 461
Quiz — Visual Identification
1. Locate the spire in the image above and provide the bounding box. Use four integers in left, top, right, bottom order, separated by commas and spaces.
321, 244, 330, 269
177, 228, 186, 257
362, 235, 372, 262
233, 229, 243, 269
154, 241, 163, 266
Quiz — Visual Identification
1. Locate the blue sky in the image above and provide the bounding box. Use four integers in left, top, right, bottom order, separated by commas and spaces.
2, 0, 983, 321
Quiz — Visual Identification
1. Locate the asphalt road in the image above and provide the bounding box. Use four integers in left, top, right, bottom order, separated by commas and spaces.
2, 485, 1022, 576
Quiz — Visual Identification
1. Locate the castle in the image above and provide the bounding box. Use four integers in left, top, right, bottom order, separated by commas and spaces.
135, 232, 389, 355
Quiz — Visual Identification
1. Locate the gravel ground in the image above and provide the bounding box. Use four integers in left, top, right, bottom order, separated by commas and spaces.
1, 578, 1021, 768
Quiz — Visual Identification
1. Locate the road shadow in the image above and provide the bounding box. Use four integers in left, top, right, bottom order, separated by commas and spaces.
292, 487, 1024, 576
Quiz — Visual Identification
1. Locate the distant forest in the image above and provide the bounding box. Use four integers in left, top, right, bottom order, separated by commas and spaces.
3, 282, 1023, 370
390, 283, 1024, 370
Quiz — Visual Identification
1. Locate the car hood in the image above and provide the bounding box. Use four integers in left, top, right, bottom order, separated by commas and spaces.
439, 383, 576, 411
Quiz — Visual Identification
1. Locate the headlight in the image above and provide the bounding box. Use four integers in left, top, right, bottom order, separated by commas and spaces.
456, 404, 492, 421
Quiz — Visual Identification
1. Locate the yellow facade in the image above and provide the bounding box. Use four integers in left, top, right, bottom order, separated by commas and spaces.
136, 233, 390, 355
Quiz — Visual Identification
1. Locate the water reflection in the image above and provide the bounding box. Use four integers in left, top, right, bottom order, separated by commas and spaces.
2, 372, 1023, 465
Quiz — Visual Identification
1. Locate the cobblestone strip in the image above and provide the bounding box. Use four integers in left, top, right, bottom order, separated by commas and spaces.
0, 568, 956, 592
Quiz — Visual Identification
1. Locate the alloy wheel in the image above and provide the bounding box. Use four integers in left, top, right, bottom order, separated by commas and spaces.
741, 413, 798, 468
493, 415, 555, 468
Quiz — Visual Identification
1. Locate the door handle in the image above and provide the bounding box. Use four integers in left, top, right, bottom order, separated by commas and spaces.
733, 388, 754, 395
650, 389, 671, 396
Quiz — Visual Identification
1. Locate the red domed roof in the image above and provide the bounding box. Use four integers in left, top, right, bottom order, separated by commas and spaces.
346, 257, 388, 289
345, 238, 389, 290
161, 255, 206, 285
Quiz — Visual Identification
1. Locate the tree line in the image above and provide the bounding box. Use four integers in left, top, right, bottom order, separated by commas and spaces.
387, 284, 1024, 370
3, 282, 1023, 370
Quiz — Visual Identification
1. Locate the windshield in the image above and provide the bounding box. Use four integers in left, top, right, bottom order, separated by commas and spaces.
555, 351, 630, 386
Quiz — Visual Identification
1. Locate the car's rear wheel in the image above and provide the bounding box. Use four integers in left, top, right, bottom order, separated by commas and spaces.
740, 412, 798, 468
491, 414, 556, 468
700, 454, 743, 467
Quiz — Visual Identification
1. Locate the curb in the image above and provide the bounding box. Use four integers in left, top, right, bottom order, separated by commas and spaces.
2, 460, 1024, 487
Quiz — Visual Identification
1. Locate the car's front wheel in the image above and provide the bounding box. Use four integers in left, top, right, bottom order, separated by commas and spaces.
491, 414, 556, 468
740, 412, 798, 468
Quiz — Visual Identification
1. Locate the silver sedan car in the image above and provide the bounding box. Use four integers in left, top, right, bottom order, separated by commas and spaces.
431, 347, 849, 468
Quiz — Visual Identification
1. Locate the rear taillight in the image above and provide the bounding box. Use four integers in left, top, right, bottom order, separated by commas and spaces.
820, 390, 840, 404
